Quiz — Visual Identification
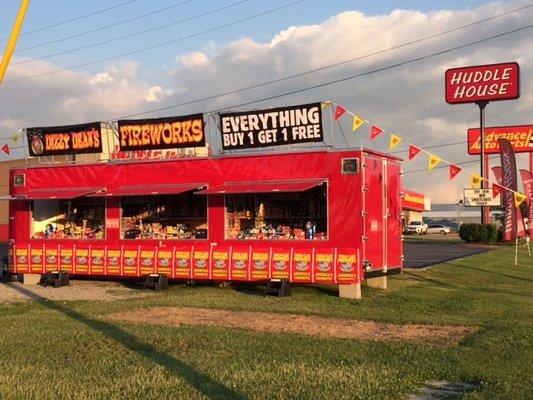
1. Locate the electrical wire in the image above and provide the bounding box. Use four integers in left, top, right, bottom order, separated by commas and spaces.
3, 0, 305, 85
0, 0, 139, 41
13, 0, 248, 65
13, 0, 197, 53
109, 23, 533, 120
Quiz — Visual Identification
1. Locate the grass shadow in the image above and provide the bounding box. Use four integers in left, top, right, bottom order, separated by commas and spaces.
446, 263, 533, 283
6, 283, 247, 400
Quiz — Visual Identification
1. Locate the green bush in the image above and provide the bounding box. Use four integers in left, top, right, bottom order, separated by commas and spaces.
459, 223, 498, 244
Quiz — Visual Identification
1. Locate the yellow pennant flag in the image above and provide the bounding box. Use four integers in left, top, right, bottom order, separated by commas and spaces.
427, 154, 441, 170
321, 101, 331, 108
0, 0, 31, 83
471, 174, 482, 188
514, 192, 527, 208
352, 115, 365, 131
11, 133, 19, 143
389, 134, 402, 150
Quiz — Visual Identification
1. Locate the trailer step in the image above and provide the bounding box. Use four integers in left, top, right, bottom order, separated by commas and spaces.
142, 274, 169, 291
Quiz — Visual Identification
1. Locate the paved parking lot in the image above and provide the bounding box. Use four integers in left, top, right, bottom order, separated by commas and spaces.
403, 242, 493, 269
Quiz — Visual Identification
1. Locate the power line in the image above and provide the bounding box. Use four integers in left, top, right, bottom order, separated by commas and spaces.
3, 0, 305, 85
13, 0, 248, 65
14, 0, 196, 54
0, 0, 139, 41
390, 141, 467, 154
110, 23, 533, 120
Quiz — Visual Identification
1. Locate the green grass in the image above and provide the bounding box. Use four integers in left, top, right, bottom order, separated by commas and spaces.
0, 246, 531, 399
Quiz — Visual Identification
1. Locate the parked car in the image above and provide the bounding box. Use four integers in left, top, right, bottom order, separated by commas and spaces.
427, 224, 452, 235
404, 221, 428, 235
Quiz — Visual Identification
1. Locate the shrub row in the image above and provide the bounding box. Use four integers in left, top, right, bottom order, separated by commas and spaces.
458, 223, 499, 244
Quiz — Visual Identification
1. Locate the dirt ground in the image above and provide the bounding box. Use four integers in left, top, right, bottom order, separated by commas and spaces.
0, 281, 147, 304
107, 307, 476, 347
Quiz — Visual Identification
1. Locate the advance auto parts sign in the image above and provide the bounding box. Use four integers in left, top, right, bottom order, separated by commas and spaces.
26, 122, 102, 156
468, 125, 533, 155
220, 102, 323, 150
118, 114, 205, 151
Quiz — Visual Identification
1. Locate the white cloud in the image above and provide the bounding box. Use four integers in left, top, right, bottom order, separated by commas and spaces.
0, 1, 531, 202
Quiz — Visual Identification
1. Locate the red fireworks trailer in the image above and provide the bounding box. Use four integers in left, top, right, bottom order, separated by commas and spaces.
9, 148, 402, 298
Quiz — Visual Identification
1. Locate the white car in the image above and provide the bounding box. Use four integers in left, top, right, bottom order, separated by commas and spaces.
427, 224, 452, 235
404, 221, 428, 235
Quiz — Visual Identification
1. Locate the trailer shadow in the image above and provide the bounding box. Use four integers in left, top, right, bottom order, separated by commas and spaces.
445, 263, 533, 283
6, 283, 247, 400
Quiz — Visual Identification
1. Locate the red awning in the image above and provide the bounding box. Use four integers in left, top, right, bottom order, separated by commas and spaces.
25, 187, 104, 199
100, 183, 206, 197
197, 179, 326, 194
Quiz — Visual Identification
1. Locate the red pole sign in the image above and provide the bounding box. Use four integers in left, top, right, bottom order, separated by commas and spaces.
445, 62, 520, 104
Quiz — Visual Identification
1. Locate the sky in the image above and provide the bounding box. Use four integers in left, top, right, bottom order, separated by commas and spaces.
0, 0, 531, 202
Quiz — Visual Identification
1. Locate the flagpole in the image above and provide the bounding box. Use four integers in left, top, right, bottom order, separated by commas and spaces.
477, 101, 489, 224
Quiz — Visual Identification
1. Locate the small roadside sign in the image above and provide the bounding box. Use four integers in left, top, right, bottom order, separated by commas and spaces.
463, 188, 501, 207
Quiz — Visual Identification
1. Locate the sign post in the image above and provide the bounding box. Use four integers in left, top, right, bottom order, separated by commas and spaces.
445, 62, 520, 224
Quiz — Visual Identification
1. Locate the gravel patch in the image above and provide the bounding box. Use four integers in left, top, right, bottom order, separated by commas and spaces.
0, 281, 147, 304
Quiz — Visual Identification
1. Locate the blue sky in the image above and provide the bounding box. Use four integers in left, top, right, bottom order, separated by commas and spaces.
0, 0, 500, 83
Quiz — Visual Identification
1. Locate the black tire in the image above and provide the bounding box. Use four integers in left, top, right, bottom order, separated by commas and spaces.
440, 230, 446, 235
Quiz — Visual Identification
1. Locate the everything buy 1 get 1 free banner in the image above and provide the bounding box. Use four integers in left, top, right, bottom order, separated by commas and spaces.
12, 244, 361, 284
220, 102, 323, 150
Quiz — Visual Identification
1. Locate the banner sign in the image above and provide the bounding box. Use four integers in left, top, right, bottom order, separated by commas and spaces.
174, 247, 192, 279
14, 245, 29, 273
498, 139, 518, 241
445, 62, 520, 104
250, 247, 269, 280
291, 248, 313, 283
11, 244, 365, 284
463, 188, 501, 207
211, 247, 230, 280
156, 248, 173, 276
468, 125, 533, 155
336, 248, 359, 284
139, 248, 156, 275
118, 114, 205, 152
220, 102, 323, 150
44, 247, 59, 272
106, 247, 122, 275
314, 248, 335, 284
230, 246, 250, 281
493, 166, 526, 237
192, 246, 210, 279
26, 122, 102, 157
402, 190, 428, 211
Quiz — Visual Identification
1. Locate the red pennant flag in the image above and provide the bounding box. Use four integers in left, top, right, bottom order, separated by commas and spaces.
449, 164, 462, 180
370, 125, 383, 140
492, 183, 503, 198
408, 145, 421, 160
334, 105, 346, 120
1, 144, 9, 155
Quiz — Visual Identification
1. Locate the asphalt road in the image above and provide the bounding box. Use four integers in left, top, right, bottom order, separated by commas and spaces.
403, 242, 493, 269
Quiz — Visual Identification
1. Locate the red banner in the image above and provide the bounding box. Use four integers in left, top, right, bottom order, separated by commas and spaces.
468, 125, 533, 155
59, 245, 74, 273
445, 62, 520, 104
122, 247, 139, 276
192, 246, 210, 279
335, 248, 359, 284
29, 246, 44, 273
105, 247, 122, 275
230, 246, 250, 281
14, 245, 29, 273
493, 166, 526, 238
139, 248, 156, 275
271, 248, 291, 280
44, 246, 59, 272
156, 248, 173, 276
498, 139, 518, 241
211, 247, 230, 280
90, 246, 105, 275
74, 247, 90, 274
173, 247, 191, 279
250, 247, 269, 281
314, 248, 335, 284
291, 248, 313, 283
